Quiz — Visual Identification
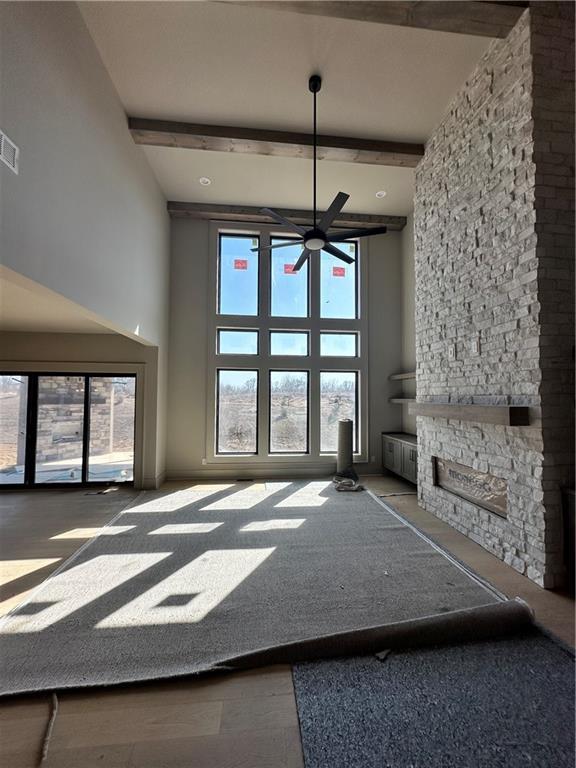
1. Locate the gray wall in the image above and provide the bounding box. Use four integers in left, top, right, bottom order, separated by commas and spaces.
166, 219, 403, 478
0, 2, 171, 484
414, 6, 574, 588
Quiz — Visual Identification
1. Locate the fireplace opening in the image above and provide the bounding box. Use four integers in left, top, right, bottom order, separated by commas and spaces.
432, 457, 507, 519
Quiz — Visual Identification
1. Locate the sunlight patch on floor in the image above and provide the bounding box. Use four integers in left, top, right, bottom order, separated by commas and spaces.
50, 526, 135, 540
0, 553, 170, 633
126, 485, 234, 514
240, 519, 306, 531
274, 481, 331, 508
201, 482, 291, 511
148, 523, 224, 535
0, 558, 61, 587
97, 548, 275, 627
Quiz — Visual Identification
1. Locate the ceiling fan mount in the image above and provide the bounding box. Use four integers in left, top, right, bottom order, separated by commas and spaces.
254, 74, 388, 271
308, 74, 322, 93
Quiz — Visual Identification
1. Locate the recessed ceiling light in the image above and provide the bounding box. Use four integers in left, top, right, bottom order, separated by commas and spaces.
199, 177, 212, 186
375, 190, 387, 198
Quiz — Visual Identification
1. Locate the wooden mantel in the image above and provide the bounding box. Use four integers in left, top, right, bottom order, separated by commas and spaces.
409, 402, 531, 426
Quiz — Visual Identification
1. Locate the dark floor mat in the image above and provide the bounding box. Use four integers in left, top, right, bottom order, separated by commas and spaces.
293, 632, 575, 768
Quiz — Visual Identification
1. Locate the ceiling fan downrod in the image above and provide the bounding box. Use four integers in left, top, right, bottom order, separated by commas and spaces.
253, 74, 388, 271
309, 74, 321, 231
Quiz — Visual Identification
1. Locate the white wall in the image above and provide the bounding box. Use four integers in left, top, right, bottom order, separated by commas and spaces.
400, 213, 416, 434
166, 219, 403, 478
0, 2, 170, 485
0, 2, 169, 347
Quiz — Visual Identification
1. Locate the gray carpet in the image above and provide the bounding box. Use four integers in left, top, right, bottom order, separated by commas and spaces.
293, 633, 575, 768
0, 481, 504, 695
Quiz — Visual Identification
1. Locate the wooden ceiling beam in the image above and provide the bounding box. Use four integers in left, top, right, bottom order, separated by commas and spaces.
224, 1, 527, 39
167, 202, 407, 230
129, 118, 423, 168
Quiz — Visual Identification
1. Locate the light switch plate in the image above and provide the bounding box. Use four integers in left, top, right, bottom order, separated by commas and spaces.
471, 337, 481, 356
448, 343, 456, 361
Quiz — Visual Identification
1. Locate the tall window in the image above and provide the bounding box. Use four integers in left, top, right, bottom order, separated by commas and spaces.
207, 226, 367, 463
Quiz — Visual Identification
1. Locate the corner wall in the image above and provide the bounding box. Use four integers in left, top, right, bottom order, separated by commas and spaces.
414, 6, 574, 587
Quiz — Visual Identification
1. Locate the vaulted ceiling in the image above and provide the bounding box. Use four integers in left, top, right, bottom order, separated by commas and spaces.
80, 1, 494, 216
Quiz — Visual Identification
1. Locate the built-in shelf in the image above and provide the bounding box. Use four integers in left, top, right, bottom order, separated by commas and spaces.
409, 402, 531, 426
389, 372, 416, 381
389, 397, 416, 404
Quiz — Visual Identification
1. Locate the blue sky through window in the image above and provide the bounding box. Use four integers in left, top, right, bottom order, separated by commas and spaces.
270, 332, 309, 356
320, 333, 357, 357
218, 330, 258, 355
320, 244, 357, 319
219, 235, 259, 316
270, 240, 308, 317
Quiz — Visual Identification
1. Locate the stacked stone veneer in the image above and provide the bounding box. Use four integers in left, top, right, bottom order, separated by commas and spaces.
414, 5, 574, 587
35, 377, 115, 462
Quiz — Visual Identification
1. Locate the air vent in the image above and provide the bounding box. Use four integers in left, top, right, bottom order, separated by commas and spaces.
0, 130, 19, 174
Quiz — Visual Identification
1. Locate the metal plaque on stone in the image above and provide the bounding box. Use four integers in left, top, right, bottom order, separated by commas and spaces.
432, 457, 507, 518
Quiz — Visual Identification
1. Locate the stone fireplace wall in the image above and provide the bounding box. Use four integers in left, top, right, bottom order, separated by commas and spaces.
414, 5, 574, 588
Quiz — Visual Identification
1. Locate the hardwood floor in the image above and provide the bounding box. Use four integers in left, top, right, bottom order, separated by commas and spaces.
0, 488, 304, 768
0, 479, 573, 767
0, 666, 302, 768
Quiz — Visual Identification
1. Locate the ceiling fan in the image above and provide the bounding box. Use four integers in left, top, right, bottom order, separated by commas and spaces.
253, 74, 388, 272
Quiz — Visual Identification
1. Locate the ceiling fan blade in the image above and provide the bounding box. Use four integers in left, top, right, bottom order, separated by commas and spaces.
251, 240, 304, 252
323, 242, 355, 264
292, 247, 311, 272
261, 208, 306, 236
328, 225, 388, 241
318, 192, 350, 232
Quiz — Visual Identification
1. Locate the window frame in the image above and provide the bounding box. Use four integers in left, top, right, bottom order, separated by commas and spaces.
217, 328, 260, 356
268, 369, 310, 456
215, 368, 259, 455
217, 232, 260, 316
320, 244, 359, 320
319, 331, 359, 358
319, 369, 360, 454
269, 330, 310, 357
205, 221, 369, 467
269, 235, 310, 318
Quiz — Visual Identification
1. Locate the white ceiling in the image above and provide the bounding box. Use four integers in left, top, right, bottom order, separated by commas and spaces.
142, 146, 415, 215
80, 2, 492, 215
0, 272, 112, 335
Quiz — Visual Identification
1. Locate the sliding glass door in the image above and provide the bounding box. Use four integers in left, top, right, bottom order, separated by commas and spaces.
35, 376, 85, 484
87, 377, 135, 482
0, 375, 28, 485
0, 373, 135, 488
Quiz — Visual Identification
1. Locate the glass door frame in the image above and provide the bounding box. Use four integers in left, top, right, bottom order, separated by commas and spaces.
0, 368, 142, 490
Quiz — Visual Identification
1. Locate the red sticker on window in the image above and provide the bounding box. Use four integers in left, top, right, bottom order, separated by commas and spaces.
284, 264, 295, 274
333, 266, 346, 277
234, 259, 248, 270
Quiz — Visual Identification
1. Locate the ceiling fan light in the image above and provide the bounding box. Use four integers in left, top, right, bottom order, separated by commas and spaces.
304, 227, 326, 251
305, 236, 325, 250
